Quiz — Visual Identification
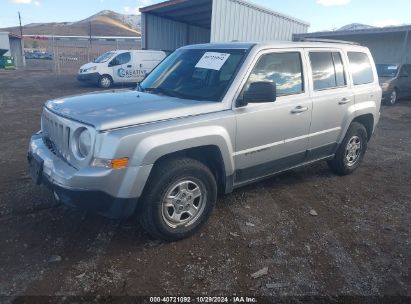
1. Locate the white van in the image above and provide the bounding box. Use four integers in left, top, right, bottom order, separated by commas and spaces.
77, 50, 167, 88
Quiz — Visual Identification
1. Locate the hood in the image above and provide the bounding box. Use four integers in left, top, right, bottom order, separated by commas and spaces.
79, 62, 100, 70
378, 76, 395, 85
45, 90, 225, 131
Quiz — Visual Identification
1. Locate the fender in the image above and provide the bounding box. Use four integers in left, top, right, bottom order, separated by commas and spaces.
113, 125, 236, 198
337, 100, 379, 144
132, 125, 236, 175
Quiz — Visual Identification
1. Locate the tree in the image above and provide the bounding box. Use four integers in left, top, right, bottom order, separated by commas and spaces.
32, 40, 39, 49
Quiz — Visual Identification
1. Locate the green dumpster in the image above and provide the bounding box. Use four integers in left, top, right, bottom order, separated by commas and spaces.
0, 49, 16, 70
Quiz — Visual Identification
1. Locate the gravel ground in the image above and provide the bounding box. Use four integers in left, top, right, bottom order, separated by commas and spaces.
0, 69, 410, 301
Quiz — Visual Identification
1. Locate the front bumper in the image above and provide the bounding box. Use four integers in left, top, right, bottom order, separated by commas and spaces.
77, 72, 100, 85
27, 133, 147, 219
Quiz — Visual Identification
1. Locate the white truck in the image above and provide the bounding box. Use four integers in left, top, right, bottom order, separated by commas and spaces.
77, 50, 166, 88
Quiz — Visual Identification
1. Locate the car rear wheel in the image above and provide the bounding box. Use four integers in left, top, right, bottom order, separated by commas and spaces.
99, 75, 112, 88
386, 88, 398, 106
328, 122, 368, 175
140, 157, 217, 241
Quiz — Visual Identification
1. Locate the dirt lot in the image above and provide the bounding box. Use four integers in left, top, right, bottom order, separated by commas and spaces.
0, 69, 410, 301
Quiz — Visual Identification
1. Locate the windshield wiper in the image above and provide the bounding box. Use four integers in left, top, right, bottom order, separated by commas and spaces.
142, 87, 185, 98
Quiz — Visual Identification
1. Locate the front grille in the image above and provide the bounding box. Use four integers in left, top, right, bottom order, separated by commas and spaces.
41, 110, 71, 159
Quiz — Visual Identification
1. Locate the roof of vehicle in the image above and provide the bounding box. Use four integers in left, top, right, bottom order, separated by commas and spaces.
110, 50, 166, 54
181, 41, 370, 52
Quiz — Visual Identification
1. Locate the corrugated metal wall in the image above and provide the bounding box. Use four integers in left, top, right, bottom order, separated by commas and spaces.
305, 32, 411, 64
210, 0, 309, 42
141, 13, 210, 50
0, 32, 11, 54
141, 0, 309, 51
9, 37, 25, 68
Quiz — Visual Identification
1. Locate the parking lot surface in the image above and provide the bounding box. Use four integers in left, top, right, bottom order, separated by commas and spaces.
0, 69, 410, 299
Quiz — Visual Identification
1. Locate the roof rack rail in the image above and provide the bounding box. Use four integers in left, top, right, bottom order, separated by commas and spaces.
293, 37, 360, 45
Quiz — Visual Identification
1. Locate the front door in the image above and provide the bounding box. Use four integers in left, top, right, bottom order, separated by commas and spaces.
234, 50, 312, 184
397, 64, 411, 97
110, 52, 133, 83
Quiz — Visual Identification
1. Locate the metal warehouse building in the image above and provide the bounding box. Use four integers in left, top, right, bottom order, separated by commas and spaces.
294, 25, 411, 64
0, 32, 25, 68
140, 0, 309, 51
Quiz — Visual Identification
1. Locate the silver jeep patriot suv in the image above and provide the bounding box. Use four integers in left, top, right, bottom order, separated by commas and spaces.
28, 42, 381, 241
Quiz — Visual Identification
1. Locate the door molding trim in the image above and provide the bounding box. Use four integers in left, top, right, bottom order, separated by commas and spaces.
234, 143, 337, 186
233, 127, 341, 157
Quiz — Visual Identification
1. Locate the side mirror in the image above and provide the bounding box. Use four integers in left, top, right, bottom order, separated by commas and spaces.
238, 82, 277, 106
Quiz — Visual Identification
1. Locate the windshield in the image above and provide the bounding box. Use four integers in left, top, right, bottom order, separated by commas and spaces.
93, 51, 115, 63
376, 64, 399, 77
139, 49, 247, 101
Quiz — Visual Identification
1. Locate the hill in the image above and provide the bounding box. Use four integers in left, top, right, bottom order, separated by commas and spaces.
0, 10, 141, 37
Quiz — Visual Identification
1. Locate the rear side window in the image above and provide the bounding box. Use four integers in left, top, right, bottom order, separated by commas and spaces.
309, 51, 347, 90
246, 52, 304, 96
347, 52, 374, 85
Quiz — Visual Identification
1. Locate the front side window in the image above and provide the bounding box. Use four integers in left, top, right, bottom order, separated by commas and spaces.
310, 51, 347, 90
109, 52, 131, 67
245, 52, 304, 97
139, 49, 247, 101
377, 64, 399, 77
399, 64, 410, 76
348, 52, 374, 85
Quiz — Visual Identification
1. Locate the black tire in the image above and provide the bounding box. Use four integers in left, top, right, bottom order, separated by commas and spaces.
99, 75, 112, 88
140, 157, 217, 241
385, 88, 398, 106
328, 122, 368, 176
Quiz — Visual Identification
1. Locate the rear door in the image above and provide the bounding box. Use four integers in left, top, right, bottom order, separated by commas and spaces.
140, 52, 165, 79
306, 49, 354, 159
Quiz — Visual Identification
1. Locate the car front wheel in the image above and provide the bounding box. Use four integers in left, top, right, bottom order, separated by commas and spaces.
99, 75, 112, 88
140, 157, 217, 241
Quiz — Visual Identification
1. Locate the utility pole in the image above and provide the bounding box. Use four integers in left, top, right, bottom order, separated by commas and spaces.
18, 11, 23, 37
89, 21, 92, 45
88, 21, 92, 62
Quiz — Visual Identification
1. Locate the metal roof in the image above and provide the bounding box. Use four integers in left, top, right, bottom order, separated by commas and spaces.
140, 0, 309, 29
140, 0, 213, 28
294, 24, 411, 38
0, 32, 22, 40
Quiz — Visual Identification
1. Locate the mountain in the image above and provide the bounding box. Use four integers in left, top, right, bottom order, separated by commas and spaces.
0, 10, 141, 37
337, 23, 375, 31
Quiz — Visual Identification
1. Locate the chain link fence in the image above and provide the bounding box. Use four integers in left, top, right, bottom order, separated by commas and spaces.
24, 36, 141, 75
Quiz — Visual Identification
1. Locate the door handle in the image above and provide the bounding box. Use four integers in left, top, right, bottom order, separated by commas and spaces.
127, 65, 132, 68
338, 98, 351, 105
291, 106, 309, 114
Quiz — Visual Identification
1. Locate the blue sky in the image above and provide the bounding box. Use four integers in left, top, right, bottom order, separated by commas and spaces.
0, 0, 410, 32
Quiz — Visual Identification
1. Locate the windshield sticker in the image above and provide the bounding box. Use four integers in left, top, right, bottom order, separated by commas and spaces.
195, 52, 231, 71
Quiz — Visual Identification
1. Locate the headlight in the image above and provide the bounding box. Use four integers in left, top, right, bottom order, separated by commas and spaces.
381, 82, 389, 90
77, 128, 91, 158
86, 66, 97, 72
